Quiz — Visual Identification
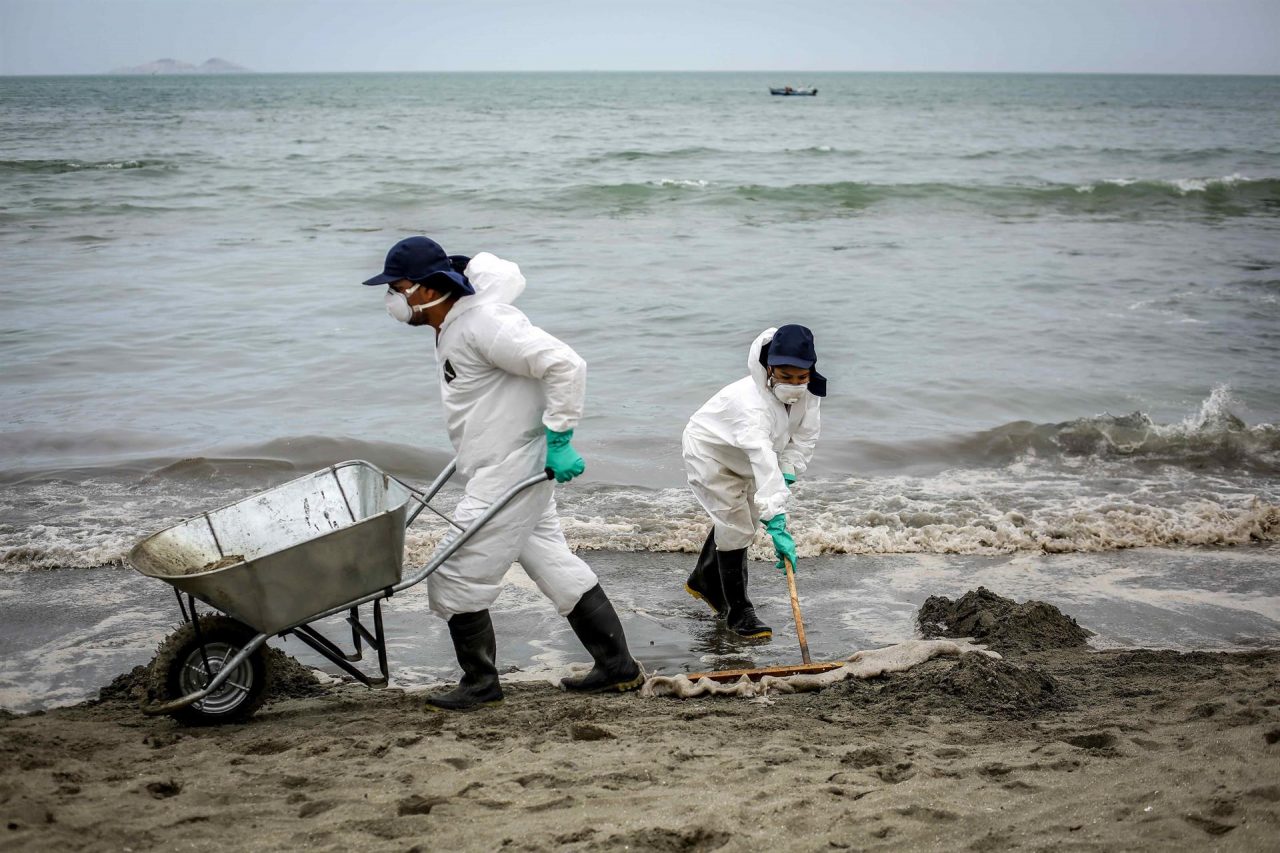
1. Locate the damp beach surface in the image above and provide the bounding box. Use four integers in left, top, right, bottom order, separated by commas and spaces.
3, 581, 1280, 850
3, 596, 1279, 852
3, 547, 1279, 714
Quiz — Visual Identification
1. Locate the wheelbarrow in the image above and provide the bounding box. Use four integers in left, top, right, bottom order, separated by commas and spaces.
127, 458, 549, 725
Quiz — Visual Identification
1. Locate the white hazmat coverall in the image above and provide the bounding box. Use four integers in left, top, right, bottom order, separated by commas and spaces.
425, 252, 598, 619
682, 328, 821, 551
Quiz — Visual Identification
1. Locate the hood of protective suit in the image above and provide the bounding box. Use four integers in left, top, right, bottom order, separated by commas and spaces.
439, 252, 526, 332
747, 328, 775, 396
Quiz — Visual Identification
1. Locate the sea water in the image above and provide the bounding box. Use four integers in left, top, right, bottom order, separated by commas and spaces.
1, 72, 1278, 708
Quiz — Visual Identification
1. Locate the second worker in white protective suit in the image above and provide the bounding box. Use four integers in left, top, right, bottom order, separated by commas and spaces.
363, 236, 643, 711
682, 325, 825, 640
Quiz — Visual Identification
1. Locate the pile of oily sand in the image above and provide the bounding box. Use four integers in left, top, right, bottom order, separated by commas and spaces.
96, 645, 323, 708
917, 586, 1093, 652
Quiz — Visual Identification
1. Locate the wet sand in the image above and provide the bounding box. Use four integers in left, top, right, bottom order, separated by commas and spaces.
3, 605, 1279, 851
4, 545, 1279, 715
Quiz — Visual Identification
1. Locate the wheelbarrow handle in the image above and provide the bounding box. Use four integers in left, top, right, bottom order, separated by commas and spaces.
402, 458, 458, 527
391, 468, 553, 594
403, 462, 555, 529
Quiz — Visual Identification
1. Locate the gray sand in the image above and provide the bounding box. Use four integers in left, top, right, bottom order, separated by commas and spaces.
3, 590, 1279, 851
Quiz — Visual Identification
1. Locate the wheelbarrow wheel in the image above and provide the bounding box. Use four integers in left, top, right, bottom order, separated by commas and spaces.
149, 614, 270, 726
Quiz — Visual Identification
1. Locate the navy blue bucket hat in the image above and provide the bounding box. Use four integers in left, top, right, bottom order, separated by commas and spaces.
363, 236, 474, 295
760, 324, 827, 397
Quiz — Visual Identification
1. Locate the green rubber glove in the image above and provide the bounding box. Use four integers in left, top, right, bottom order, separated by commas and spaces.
762, 513, 798, 573
783, 472, 796, 489
545, 427, 586, 483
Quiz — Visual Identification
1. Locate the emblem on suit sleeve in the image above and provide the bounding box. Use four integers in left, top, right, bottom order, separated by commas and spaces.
444, 359, 457, 384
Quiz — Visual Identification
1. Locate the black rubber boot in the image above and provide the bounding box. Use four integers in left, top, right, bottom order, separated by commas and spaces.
719, 549, 772, 640
560, 585, 645, 693
424, 610, 503, 711
685, 529, 727, 617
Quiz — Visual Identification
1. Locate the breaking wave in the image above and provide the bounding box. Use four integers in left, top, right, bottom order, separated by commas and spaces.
580, 146, 725, 163
1, 391, 1276, 571
0, 158, 174, 174
250, 174, 1280, 218
960, 146, 1276, 164
5, 470, 1274, 572
552, 495, 1278, 559
561, 175, 1280, 216
851, 388, 1280, 475
1072, 173, 1267, 195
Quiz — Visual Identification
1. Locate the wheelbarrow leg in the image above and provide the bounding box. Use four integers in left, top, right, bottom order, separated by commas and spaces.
347, 607, 364, 662
374, 599, 389, 683
290, 624, 389, 688
189, 595, 213, 685
346, 600, 390, 682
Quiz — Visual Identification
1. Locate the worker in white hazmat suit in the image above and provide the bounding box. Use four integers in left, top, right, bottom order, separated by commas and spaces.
682, 325, 824, 640
363, 236, 643, 711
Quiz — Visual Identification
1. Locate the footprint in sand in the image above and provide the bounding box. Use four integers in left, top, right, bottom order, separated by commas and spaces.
442, 756, 475, 769
144, 779, 181, 799
979, 762, 1014, 778
297, 800, 335, 819
875, 762, 916, 784
239, 738, 293, 756
1245, 784, 1280, 802
606, 827, 731, 851
1183, 814, 1235, 836
397, 794, 449, 816
894, 804, 960, 822
1061, 731, 1117, 750
841, 746, 893, 768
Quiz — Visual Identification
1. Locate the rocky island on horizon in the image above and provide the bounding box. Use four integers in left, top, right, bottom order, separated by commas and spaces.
110, 58, 250, 75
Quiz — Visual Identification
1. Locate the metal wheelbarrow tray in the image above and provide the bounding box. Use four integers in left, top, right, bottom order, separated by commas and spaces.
130, 460, 413, 635
127, 458, 550, 725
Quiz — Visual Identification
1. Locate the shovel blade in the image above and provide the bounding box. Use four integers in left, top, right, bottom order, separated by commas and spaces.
681, 661, 844, 683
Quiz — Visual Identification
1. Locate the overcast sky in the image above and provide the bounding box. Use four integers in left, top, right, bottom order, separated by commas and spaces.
2, 0, 1278, 76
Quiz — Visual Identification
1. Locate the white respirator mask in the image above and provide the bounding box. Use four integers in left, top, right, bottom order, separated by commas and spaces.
771, 380, 807, 406
385, 283, 450, 324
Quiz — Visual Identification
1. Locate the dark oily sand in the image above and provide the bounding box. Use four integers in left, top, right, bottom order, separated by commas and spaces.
96, 645, 323, 707
917, 586, 1094, 652
197, 555, 245, 573
866, 653, 1068, 718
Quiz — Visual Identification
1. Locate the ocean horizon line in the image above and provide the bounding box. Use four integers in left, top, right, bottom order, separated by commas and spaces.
4, 69, 1280, 79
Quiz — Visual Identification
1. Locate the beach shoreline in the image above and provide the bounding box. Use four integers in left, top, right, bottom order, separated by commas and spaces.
3, 545, 1280, 716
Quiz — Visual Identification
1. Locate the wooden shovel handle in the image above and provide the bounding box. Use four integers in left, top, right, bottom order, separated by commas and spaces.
783, 557, 811, 664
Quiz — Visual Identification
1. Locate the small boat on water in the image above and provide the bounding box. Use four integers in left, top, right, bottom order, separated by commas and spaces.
770, 86, 818, 96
